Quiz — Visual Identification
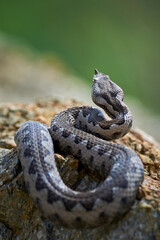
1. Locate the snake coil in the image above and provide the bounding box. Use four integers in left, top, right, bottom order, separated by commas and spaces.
15, 69, 144, 228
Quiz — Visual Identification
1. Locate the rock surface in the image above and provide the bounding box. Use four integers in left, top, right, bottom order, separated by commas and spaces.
0, 100, 160, 240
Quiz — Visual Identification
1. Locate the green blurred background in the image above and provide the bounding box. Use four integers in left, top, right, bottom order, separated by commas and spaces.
0, 0, 159, 114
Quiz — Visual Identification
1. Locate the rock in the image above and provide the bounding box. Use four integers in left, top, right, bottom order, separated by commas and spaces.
0, 222, 12, 240
0, 100, 160, 240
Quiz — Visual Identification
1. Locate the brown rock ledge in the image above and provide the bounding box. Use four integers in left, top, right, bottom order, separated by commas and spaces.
0, 99, 159, 240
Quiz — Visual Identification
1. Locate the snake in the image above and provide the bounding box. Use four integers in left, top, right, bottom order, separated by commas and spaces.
15, 69, 144, 229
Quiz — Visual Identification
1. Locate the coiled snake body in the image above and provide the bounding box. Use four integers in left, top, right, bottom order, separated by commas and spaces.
15, 69, 144, 228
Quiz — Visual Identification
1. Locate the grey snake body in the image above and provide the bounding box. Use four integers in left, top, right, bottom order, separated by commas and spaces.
15, 69, 144, 228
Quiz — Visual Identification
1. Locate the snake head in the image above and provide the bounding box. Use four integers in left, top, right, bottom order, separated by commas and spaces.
92, 69, 111, 100
92, 69, 125, 118
93, 69, 109, 82
92, 69, 124, 100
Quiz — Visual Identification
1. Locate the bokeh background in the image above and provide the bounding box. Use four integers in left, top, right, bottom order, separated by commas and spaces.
0, 0, 159, 140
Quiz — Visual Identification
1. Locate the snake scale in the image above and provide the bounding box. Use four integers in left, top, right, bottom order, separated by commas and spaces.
15, 69, 144, 228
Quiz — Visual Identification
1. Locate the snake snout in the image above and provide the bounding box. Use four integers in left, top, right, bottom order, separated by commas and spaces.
94, 69, 99, 75
93, 69, 102, 82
